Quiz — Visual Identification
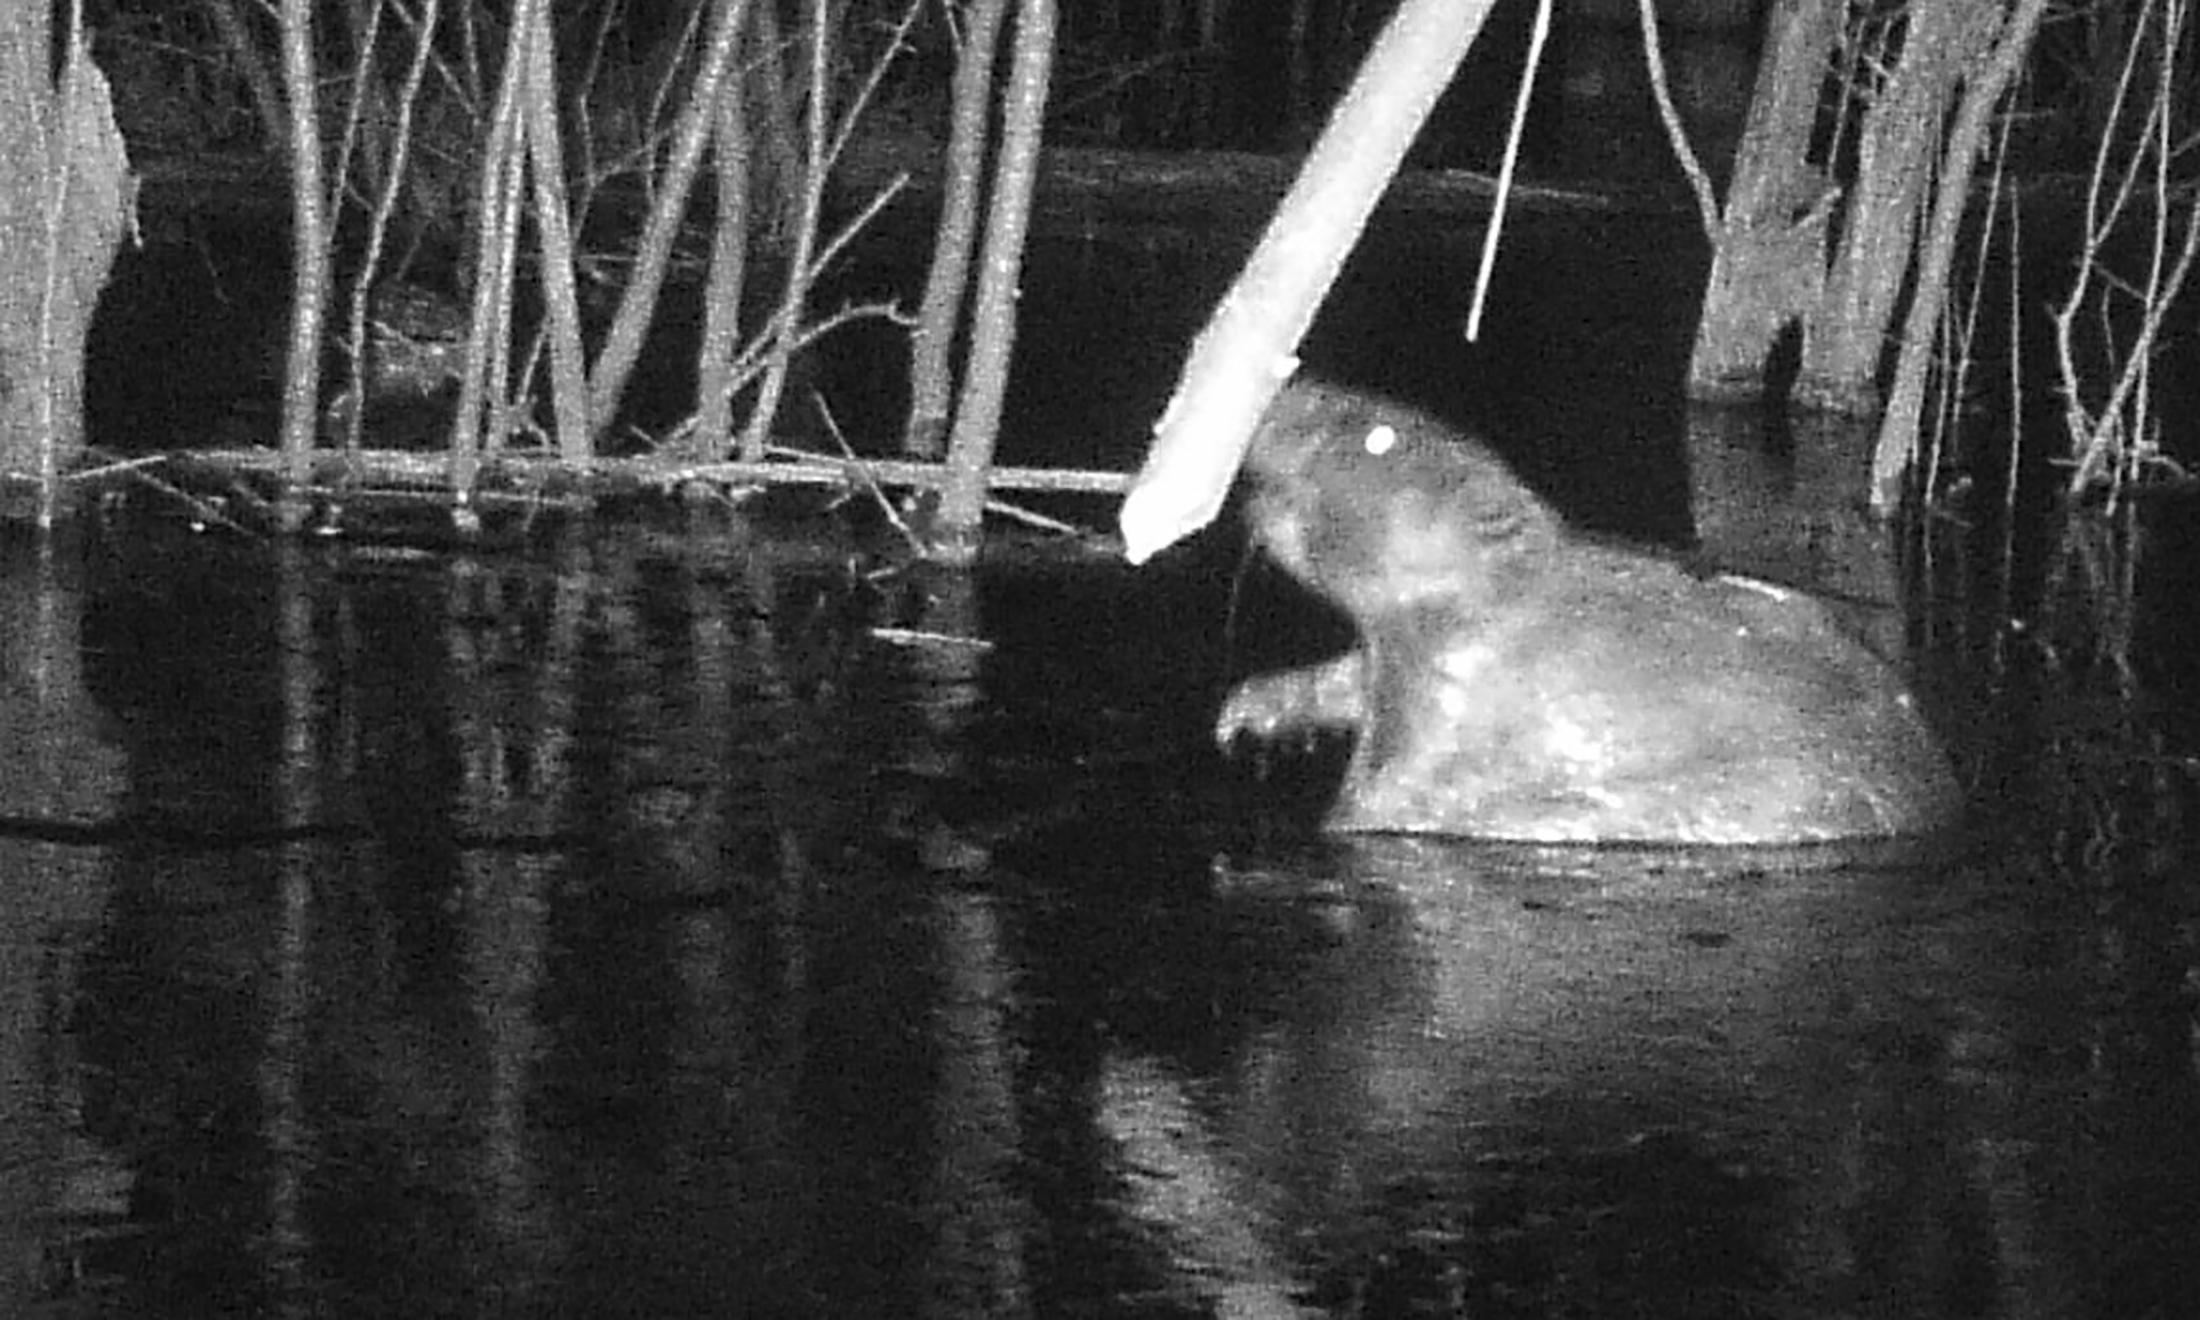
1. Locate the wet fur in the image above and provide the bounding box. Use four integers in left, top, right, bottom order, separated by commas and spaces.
1218, 379, 1960, 844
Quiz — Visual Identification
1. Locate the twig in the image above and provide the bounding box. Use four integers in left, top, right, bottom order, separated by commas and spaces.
185, 444, 1135, 495
1635, 0, 1721, 240
1466, 0, 1548, 340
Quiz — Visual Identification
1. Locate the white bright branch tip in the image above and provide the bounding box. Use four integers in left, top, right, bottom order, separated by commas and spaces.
1111, 0, 1504, 563
1117, 362, 1297, 565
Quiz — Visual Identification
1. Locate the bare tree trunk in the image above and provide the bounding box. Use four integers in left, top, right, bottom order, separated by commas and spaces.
739, 0, 922, 460
746, 0, 807, 248
1798, 0, 1998, 415
1688, 0, 2047, 430
201, 0, 287, 154
334, 0, 443, 455
1684, 0, 1840, 398
0, 6, 129, 525
277, 0, 332, 529
735, 0, 836, 462
446, 0, 532, 494
693, 7, 756, 460
902, 0, 1013, 461
586, 0, 753, 438
522, 1, 591, 462
933, 0, 1058, 563
1873, 0, 2049, 509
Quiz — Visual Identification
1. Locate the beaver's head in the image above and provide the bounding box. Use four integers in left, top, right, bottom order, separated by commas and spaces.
1243, 379, 1561, 622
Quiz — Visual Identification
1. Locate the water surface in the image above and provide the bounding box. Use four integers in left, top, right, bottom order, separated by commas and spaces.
8, 212, 2199, 1318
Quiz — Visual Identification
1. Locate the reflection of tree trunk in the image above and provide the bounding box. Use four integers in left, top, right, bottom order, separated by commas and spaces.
262, 542, 318, 1299
0, 540, 125, 821
1790, 417, 1904, 659
0, 545, 119, 1320
1685, 405, 1905, 660
923, 893, 1033, 1315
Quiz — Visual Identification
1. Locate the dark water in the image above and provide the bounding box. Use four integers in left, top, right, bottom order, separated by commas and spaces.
7, 214, 2200, 1318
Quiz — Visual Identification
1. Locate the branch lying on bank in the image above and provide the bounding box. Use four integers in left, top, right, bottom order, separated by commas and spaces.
174, 444, 1132, 496
94, 445, 1130, 545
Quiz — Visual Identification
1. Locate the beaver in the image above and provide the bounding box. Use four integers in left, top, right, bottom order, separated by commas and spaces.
1216, 379, 1960, 844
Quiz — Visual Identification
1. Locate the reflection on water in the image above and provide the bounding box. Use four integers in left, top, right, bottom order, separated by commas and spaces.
1, 496, 2197, 1319
1101, 841, 2095, 1318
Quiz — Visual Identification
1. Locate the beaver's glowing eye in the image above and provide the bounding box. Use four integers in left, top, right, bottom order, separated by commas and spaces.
1364, 423, 1398, 456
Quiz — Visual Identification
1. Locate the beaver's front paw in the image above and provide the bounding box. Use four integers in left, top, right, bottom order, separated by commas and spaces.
1215, 677, 1299, 746
1215, 655, 1370, 749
